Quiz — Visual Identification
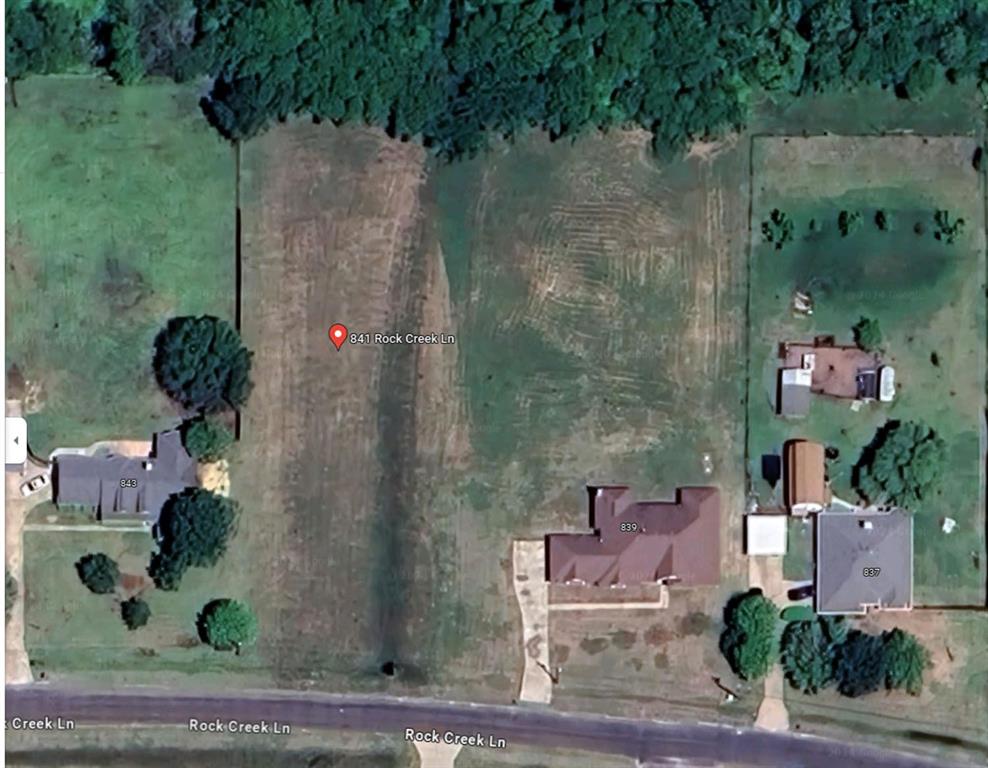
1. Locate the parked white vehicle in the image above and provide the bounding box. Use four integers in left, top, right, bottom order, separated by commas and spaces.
19, 473, 50, 497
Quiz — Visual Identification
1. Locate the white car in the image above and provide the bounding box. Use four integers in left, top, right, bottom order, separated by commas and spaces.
19, 473, 50, 497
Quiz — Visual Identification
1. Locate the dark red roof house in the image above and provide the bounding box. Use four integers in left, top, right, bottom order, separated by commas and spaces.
545, 486, 721, 587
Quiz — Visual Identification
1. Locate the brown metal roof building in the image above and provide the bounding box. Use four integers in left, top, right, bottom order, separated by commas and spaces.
545, 486, 720, 587
53, 430, 196, 524
783, 439, 830, 515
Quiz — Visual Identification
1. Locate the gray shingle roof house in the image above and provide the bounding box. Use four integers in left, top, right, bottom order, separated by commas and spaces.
815, 510, 913, 615
53, 430, 196, 524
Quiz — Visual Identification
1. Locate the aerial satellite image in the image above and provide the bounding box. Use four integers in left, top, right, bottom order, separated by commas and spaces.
4, 1, 988, 767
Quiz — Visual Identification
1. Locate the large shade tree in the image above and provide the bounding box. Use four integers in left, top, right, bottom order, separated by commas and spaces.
150, 488, 239, 589
6, 0, 84, 82
719, 589, 778, 681
153, 315, 252, 413
855, 420, 946, 508
835, 630, 887, 698
780, 616, 847, 694
882, 628, 930, 695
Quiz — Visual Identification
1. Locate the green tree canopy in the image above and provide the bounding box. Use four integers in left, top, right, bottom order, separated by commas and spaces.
761, 208, 795, 251
121, 596, 152, 630
182, 417, 234, 461
198, 598, 258, 651
719, 589, 778, 681
6, 569, 18, 624
76, 553, 120, 594
882, 628, 930, 695
16, 2, 988, 158
153, 315, 253, 412
96, 0, 201, 83
838, 209, 863, 237
780, 616, 847, 694
151, 488, 239, 589
6, 0, 84, 80
148, 551, 185, 591
855, 420, 946, 508
933, 209, 965, 244
835, 630, 887, 698
852, 316, 882, 352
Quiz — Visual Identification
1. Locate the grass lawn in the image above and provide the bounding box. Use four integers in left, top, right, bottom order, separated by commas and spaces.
783, 516, 814, 582
235, 122, 750, 713
23, 526, 271, 685
785, 611, 988, 763
747, 135, 986, 605
7, 724, 412, 767
422, 130, 752, 714
6, 76, 235, 454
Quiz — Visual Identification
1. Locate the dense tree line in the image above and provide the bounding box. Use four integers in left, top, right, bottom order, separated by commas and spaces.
6, 0, 85, 80
9, 1, 988, 156
782, 617, 930, 697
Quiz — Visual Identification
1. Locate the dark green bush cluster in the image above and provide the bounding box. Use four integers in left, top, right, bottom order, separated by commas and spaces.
782, 618, 930, 697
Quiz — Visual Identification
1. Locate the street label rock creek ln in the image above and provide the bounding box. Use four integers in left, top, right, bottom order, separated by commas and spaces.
404, 727, 507, 749
7, 717, 76, 731
189, 718, 291, 735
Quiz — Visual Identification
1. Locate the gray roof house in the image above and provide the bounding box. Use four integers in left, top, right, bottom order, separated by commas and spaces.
53, 430, 196, 524
815, 510, 913, 615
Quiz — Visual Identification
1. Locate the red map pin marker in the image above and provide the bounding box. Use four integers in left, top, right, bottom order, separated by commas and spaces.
329, 323, 348, 351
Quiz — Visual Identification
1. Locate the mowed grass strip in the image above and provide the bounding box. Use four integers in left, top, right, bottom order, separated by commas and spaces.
747, 135, 986, 605
23, 527, 270, 684
6, 76, 235, 453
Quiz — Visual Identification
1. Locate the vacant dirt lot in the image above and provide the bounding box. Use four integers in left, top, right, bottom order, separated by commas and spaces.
237, 123, 440, 684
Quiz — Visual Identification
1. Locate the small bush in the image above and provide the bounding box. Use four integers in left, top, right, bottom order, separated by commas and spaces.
182, 417, 234, 461
852, 316, 882, 352
121, 597, 151, 630
76, 553, 120, 594
761, 208, 795, 250
198, 599, 258, 651
838, 210, 863, 237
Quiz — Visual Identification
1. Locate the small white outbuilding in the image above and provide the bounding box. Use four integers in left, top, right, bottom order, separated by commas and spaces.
746, 514, 788, 556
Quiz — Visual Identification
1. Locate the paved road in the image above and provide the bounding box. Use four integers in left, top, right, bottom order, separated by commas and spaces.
5, 685, 970, 767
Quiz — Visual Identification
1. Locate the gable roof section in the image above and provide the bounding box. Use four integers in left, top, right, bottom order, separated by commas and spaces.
815, 510, 913, 614
546, 486, 720, 587
53, 430, 197, 523
784, 439, 830, 510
